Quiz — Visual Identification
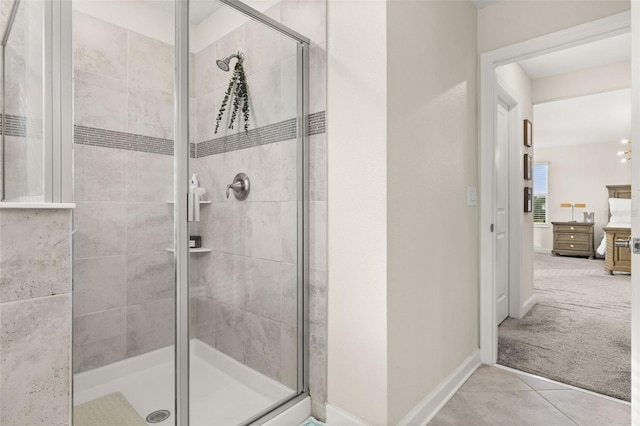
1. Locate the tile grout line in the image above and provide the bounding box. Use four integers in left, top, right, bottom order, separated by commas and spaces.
534, 390, 581, 426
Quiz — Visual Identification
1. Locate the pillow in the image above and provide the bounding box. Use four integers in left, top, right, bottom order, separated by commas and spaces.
609, 198, 631, 224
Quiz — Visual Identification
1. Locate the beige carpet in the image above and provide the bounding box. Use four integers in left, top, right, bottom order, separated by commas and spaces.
498, 254, 631, 401
74, 392, 148, 426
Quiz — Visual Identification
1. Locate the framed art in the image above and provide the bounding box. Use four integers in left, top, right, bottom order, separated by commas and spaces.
524, 187, 532, 213
524, 119, 533, 147
524, 153, 532, 180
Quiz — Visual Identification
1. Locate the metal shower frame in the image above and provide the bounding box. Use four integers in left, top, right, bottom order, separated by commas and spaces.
174, 1, 310, 425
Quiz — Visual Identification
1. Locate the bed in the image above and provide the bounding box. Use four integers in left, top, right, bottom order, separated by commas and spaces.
597, 185, 631, 275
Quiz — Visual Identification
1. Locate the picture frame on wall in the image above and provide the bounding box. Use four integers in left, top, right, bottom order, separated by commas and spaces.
524, 153, 532, 180
524, 187, 532, 213
524, 119, 533, 147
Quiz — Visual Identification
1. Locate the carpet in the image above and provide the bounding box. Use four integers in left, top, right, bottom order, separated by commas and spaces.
498, 254, 631, 401
74, 392, 148, 426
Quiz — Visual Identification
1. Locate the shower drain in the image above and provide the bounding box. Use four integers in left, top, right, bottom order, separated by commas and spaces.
146, 409, 171, 423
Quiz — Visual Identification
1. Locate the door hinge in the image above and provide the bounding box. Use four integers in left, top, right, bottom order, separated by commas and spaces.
490, 224, 494, 232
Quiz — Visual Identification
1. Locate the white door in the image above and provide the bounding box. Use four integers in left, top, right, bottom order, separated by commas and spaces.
495, 101, 510, 325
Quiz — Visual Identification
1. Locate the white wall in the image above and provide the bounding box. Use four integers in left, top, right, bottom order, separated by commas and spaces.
496, 63, 535, 316
478, 1, 630, 53
532, 60, 631, 104
533, 141, 631, 251
386, 1, 478, 423
326, 1, 389, 424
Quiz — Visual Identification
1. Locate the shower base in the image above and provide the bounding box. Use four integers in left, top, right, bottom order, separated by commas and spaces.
74, 339, 295, 425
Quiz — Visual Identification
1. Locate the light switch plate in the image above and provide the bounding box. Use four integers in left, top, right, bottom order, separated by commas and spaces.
467, 186, 477, 206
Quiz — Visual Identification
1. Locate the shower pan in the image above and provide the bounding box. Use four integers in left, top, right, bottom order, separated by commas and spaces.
71, 0, 309, 425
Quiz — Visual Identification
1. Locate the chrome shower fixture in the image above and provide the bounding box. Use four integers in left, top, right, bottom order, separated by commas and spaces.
216, 52, 245, 72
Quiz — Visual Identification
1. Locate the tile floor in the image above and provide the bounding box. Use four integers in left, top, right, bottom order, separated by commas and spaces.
429, 365, 630, 426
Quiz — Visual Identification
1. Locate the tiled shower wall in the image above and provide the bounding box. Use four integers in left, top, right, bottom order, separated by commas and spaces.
71, 0, 328, 419
189, 0, 328, 417
1, 0, 45, 201
72, 11, 175, 372
0, 209, 72, 425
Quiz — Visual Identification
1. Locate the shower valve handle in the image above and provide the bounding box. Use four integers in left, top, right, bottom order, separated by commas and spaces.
226, 182, 243, 198
226, 173, 250, 201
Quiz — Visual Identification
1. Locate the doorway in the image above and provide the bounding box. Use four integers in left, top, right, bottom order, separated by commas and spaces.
479, 9, 634, 405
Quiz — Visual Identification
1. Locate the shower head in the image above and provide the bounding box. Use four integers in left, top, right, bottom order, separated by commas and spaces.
216, 59, 230, 72
216, 52, 245, 72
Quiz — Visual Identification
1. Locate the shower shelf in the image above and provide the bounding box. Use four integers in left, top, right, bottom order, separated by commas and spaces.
165, 248, 212, 253
166, 200, 212, 204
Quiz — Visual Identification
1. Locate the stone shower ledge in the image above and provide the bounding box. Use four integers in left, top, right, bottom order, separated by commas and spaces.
165, 248, 212, 253
0, 202, 76, 209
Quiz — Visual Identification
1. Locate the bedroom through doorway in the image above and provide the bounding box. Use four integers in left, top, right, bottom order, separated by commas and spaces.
493, 31, 632, 402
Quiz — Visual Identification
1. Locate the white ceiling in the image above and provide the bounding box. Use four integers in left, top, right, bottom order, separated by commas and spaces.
518, 33, 630, 80
142, 0, 222, 24
533, 88, 631, 148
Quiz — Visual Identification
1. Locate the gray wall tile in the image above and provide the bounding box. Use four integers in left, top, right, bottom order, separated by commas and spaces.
125, 298, 174, 357
74, 70, 129, 133
310, 201, 327, 270
309, 268, 327, 338
249, 202, 282, 261
309, 333, 327, 406
0, 295, 71, 425
126, 251, 174, 305
73, 335, 126, 374
73, 256, 126, 316
126, 203, 173, 253
244, 312, 281, 381
73, 308, 125, 346
309, 133, 326, 201
0, 209, 70, 303
74, 144, 127, 202
215, 303, 246, 362
73, 202, 127, 258
245, 258, 282, 322
73, 12, 127, 79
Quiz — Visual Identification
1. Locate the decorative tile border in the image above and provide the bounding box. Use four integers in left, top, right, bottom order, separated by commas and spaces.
73, 111, 326, 158
195, 111, 326, 158
74, 125, 175, 156
0, 114, 44, 138
308, 111, 325, 136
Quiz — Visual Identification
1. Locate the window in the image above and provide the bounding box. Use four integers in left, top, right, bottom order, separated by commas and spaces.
533, 163, 548, 225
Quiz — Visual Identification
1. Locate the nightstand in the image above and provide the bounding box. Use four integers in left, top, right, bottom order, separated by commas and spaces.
551, 222, 595, 259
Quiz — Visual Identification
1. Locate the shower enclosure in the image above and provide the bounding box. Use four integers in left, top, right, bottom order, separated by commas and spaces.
71, 0, 309, 424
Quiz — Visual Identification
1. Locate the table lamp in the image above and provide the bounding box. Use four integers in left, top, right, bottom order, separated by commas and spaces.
560, 203, 586, 222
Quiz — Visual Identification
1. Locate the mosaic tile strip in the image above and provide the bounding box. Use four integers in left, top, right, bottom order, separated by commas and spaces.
73, 110, 325, 158
196, 118, 297, 158
308, 111, 325, 136
195, 111, 326, 158
0, 114, 44, 138
74, 125, 174, 156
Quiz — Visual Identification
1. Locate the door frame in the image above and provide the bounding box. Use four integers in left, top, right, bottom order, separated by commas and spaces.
479, 11, 631, 365
495, 78, 527, 322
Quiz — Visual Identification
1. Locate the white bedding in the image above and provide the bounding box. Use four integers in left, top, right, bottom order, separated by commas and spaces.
597, 221, 631, 256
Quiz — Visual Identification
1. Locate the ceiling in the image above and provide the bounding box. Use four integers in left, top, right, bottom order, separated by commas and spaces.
142, 0, 222, 24
533, 88, 631, 148
518, 33, 631, 80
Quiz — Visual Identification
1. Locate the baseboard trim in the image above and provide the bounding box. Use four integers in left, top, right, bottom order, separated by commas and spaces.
520, 294, 537, 318
397, 349, 481, 426
326, 404, 370, 425
534, 247, 552, 254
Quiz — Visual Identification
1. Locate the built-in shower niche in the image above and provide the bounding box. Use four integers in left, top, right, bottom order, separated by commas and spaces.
71, 0, 307, 424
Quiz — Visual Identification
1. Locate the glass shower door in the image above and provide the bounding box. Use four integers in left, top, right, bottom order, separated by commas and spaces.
182, 0, 308, 424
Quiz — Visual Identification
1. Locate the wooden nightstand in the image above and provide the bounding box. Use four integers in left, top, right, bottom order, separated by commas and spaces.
551, 222, 595, 259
